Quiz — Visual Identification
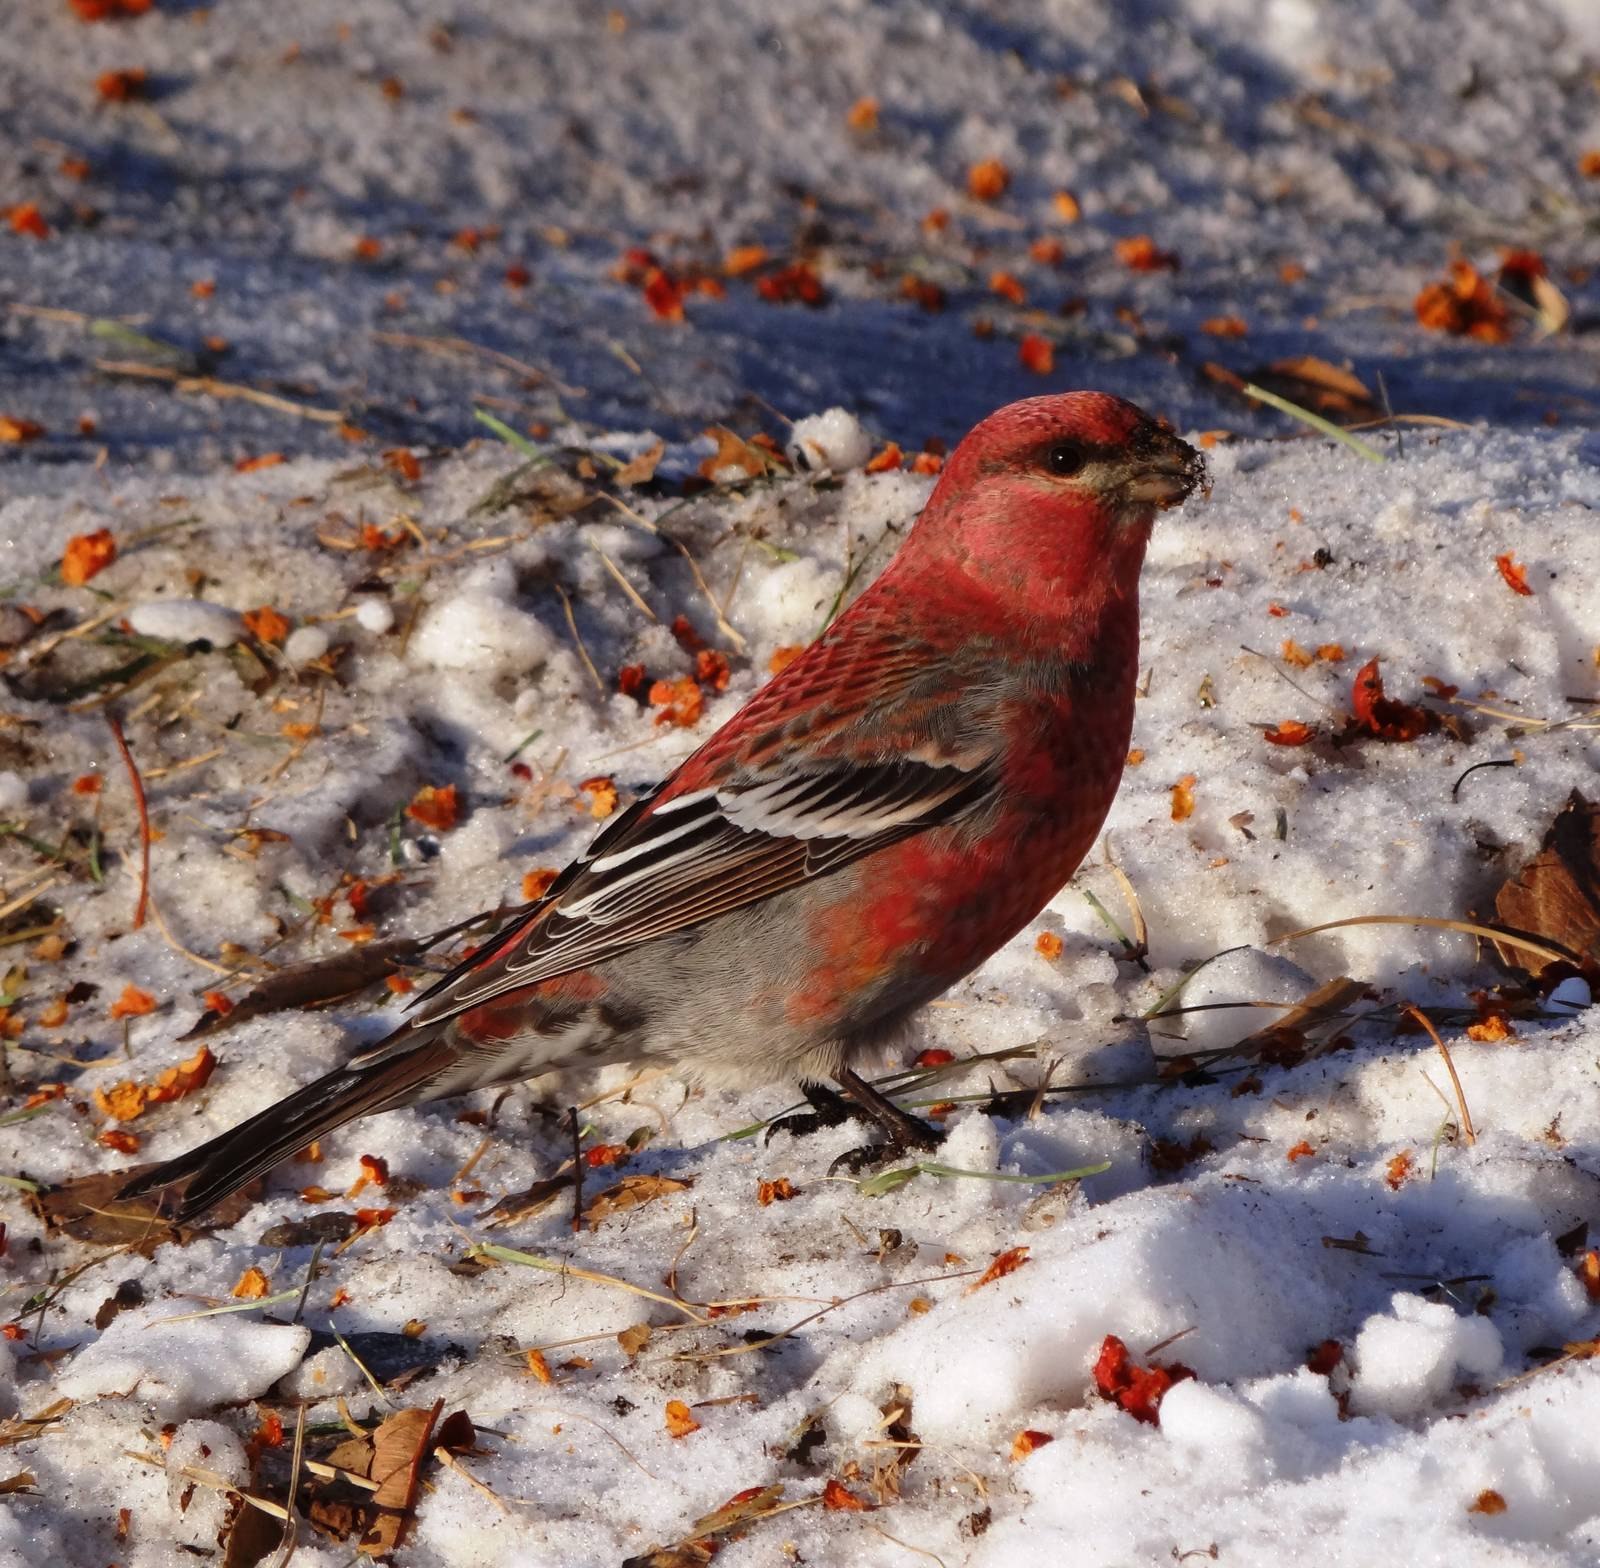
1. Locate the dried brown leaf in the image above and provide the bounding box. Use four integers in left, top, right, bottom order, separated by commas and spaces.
1493, 791, 1600, 974
582, 1174, 693, 1228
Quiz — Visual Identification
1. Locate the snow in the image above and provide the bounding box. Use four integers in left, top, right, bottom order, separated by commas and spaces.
125, 599, 245, 649
2, 415, 1597, 1567
787, 408, 875, 473
54, 1304, 312, 1421
282, 623, 333, 666
0, 0, 1598, 1564
1348, 1293, 1505, 1419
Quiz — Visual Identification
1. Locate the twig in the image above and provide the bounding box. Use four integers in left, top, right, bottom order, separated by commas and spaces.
866, 1524, 949, 1567
266, 1404, 307, 1568
105, 713, 150, 929
91, 360, 344, 424
667, 534, 749, 652
434, 1446, 510, 1513
1375, 369, 1404, 460
588, 541, 658, 622
569, 1105, 584, 1234
679, 1266, 985, 1361
553, 584, 605, 695
1403, 1005, 1476, 1146
373, 329, 579, 396
1268, 913, 1574, 970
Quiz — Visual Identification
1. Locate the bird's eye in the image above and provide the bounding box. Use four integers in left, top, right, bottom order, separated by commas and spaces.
1045, 442, 1086, 477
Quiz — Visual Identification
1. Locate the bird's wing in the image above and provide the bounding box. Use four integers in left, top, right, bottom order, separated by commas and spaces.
406, 625, 1000, 1026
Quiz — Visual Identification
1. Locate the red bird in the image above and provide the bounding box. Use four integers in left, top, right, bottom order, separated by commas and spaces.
123, 392, 1203, 1219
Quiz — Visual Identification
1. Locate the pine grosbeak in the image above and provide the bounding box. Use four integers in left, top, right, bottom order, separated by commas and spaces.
124, 392, 1203, 1218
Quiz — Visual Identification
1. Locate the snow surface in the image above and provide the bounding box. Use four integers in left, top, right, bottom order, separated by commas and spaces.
1, 0, 1599, 1564
0, 418, 1597, 1567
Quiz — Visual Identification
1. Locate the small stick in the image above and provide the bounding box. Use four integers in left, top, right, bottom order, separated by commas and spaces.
105, 713, 150, 930
569, 1105, 584, 1233
267, 1404, 307, 1568
1403, 1004, 1476, 1146
554, 584, 605, 694
589, 541, 658, 622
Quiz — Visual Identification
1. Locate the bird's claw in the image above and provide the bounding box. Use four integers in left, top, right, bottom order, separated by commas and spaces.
764, 1083, 857, 1145
825, 1115, 945, 1178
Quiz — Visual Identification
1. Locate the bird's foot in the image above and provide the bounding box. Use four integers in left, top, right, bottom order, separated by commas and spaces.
825, 1114, 946, 1177
763, 1082, 859, 1145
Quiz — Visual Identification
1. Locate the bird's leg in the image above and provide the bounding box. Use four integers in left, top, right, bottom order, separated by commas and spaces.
835, 1067, 943, 1153
766, 1071, 945, 1173
824, 1067, 946, 1174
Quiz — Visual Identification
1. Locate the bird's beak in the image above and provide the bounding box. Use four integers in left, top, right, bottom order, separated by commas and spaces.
1123, 428, 1208, 509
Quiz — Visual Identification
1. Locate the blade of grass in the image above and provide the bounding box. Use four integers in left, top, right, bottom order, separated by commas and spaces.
473, 409, 547, 462
1243, 382, 1387, 464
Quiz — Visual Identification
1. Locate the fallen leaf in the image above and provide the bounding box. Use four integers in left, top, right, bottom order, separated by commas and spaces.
6, 204, 51, 240
183, 935, 432, 1038
1263, 720, 1315, 746
241, 606, 291, 644
1009, 1429, 1054, 1460
822, 1477, 869, 1511
1349, 657, 1436, 743
1415, 261, 1511, 343
968, 1246, 1029, 1292
846, 97, 878, 132
756, 1177, 796, 1206
60, 529, 117, 586
650, 675, 704, 728
1115, 234, 1179, 272
754, 260, 826, 307
1578, 1251, 1600, 1302
1246, 356, 1377, 421
29, 1166, 262, 1245
583, 1174, 692, 1227
148, 1044, 217, 1104
695, 648, 730, 693
1495, 553, 1534, 597
615, 440, 665, 487
1018, 334, 1055, 375
664, 1399, 700, 1438
407, 783, 460, 831
0, 416, 46, 443
96, 67, 149, 102
967, 159, 1009, 201
698, 426, 768, 483
1170, 774, 1196, 822
580, 776, 620, 818
231, 1266, 271, 1300
521, 868, 559, 901
109, 983, 156, 1020
1493, 791, 1600, 973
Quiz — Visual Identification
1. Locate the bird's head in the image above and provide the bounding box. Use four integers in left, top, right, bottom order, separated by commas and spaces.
906, 391, 1205, 632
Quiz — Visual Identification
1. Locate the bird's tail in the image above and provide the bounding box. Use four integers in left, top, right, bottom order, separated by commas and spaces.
116, 1020, 459, 1224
